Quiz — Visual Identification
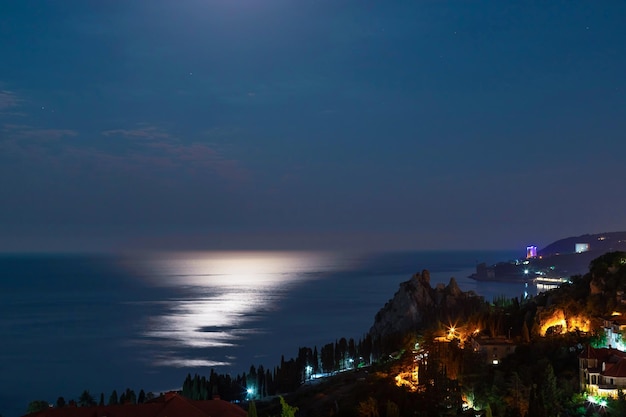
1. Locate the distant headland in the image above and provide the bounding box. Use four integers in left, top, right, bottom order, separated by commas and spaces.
471, 231, 626, 283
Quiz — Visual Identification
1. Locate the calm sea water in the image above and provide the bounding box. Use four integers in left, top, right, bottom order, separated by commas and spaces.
0, 250, 525, 417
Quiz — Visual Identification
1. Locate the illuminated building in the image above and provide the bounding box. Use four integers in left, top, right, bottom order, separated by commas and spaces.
576, 243, 590, 253
471, 336, 517, 365
579, 346, 626, 397
526, 245, 537, 259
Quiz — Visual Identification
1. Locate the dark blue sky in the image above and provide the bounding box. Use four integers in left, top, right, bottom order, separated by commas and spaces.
1, 1, 625, 252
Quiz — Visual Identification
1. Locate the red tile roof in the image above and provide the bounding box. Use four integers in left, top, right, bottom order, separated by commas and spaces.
579, 346, 626, 362
604, 358, 626, 378
24, 393, 247, 417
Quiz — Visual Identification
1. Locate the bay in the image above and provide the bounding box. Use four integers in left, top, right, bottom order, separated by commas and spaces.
0, 250, 524, 417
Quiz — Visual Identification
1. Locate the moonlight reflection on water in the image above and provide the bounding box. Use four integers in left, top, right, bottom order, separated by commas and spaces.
124, 251, 348, 368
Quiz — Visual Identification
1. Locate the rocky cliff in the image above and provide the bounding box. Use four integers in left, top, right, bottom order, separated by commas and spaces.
369, 270, 483, 341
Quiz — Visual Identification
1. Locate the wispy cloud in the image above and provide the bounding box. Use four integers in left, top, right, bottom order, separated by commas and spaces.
102, 126, 173, 140
0, 90, 21, 110
0, 89, 29, 117
1, 121, 249, 186
1, 124, 79, 142
101, 126, 249, 183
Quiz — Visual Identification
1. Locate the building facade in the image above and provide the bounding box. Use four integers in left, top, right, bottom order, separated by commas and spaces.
579, 346, 626, 397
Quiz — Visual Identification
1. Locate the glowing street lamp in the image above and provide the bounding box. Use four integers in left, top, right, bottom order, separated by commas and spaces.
447, 326, 456, 340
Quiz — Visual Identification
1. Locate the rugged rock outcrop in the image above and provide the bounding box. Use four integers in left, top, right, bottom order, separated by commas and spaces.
534, 306, 593, 336
369, 270, 482, 341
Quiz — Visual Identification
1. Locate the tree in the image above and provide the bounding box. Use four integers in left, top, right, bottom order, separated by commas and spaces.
321, 343, 335, 373
109, 390, 118, 405
257, 365, 266, 398
247, 400, 258, 417
337, 338, 348, 369
348, 338, 357, 364
527, 384, 543, 417
357, 397, 379, 417
521, 321, 530, 343
247, 366, 257, 398
610, 390, 626, 416
99, 393, 104, 406
505, 372, 528, 417
279, 396, 298, 417
78, 390, 96, 407
385, 401, 399, 417
538, 362, 558, 417
312, 346, 320, 374
56, 397, 66, 408
27, 400, 49, 414
123, 388, 136, 404
138, 389, 146, 404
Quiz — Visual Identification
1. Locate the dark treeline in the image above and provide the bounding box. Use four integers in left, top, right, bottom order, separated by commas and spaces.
182, 334, 378, 402
26, 388, 154, 414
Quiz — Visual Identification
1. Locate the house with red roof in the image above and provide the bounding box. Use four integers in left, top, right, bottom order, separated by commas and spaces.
23, 392, 248, 417
579, 345, 626, 397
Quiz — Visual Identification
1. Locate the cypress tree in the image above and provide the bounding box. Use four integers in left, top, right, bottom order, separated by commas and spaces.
78, 390, 95, 407
125, 388, 136, 404
182, 374, 192, 398
109, 390, 118, 406
257, 365, 265, 398
312, 346, 319, 373
192, 375, 200, 400
538, 362, 558, 417
266, 369, 274, 396
80, 391, 92, 407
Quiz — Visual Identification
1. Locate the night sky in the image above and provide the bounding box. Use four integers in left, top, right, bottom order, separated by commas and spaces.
1, 1, 625, 252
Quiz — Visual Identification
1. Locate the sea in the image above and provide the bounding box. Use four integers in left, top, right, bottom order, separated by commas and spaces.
0, 249, 529, 417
